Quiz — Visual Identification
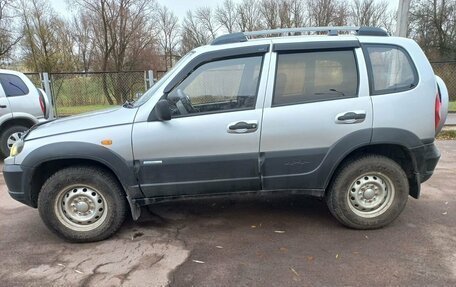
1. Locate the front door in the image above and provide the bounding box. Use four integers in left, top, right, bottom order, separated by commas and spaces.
133, 53, 269, 198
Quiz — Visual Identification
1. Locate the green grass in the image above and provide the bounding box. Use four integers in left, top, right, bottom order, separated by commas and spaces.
449, 101, 456, 112
437, 130, 456, 140
57, 105, 113, 116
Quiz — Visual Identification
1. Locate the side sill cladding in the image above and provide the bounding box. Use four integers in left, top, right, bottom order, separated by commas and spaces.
21, 142, 142, 204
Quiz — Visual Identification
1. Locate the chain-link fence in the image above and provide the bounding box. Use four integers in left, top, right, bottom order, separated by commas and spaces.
24, 72, 41, 87
23, 70, 167, 116
431, 61, 456, 101
50, 71, 148, 116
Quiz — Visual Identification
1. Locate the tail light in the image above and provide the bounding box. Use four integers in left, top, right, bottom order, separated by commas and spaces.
38, 89, 46, 116
435, 88, 442, 131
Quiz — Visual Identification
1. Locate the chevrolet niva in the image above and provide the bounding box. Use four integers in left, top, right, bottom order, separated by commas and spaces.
3, 27, 449, 242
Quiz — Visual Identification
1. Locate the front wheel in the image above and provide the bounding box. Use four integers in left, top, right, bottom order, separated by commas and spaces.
38, 167, 127, 242
326, 155, 409, 229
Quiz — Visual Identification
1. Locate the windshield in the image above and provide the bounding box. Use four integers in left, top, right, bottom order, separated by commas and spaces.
133, 51, 195, 107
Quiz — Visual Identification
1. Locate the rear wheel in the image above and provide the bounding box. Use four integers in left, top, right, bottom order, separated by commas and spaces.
0, 125, 28, 158
326, 155, 409, 229
38, 167, 127, 242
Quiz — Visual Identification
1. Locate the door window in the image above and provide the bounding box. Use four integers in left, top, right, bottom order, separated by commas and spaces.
0, 74, 29, 97
273, 50, 358, 106
167, 56, 263, 116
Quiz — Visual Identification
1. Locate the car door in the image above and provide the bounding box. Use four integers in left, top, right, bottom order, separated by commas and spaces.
259, 40, 373, 192
0, 82, 13, 123
132, 48, 271, 198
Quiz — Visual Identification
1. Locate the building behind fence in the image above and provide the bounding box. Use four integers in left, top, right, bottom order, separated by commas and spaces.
25, 62, 455, 117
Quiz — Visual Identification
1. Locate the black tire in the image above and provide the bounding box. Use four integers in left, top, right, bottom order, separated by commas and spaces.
326, 155, 409, 229
38, 166, 127, 242
0, 125, 28, 158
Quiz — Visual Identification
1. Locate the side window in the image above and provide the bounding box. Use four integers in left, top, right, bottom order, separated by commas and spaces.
364, 45, 418, 94
273, 50, 358, 106
167, 56, 262, 116
0, 74, 30, 97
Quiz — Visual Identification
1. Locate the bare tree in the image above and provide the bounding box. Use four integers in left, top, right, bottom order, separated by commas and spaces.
0, 0, 21, 64
180, 10, 212, 54
215, 0, 238, 33
259, 0, 279, 29
195, 7, 220, 39
73, 0, 159, 104
236, 0, 262, 32
307, 0, 349, 27
289, 0, 306, 28
19, 0, 64, 72
351, 0, 390, 27
157, 5, 179, 69
70, 13, 95, 72
410, 0, 456, 60
278, 0, 293, 28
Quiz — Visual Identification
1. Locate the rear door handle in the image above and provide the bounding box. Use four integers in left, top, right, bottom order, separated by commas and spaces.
227, 120, 258, 134
335, 111, 366, 124
0, 105, 7, 108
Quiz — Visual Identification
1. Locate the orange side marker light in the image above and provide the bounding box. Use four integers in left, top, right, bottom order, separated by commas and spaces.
101, 139, 113, 146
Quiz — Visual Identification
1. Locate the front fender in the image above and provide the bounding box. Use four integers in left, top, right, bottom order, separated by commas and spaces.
22, 141, 142, 201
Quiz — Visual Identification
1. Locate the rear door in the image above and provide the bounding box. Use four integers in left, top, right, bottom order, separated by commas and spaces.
0, 73, 42, 118
132, 46, 271, 198
259, 40, 373, 191
0, 80, 13, 122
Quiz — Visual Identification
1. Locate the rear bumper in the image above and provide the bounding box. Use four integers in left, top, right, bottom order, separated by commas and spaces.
3, 164, 35, 207
411, 142, 440, 183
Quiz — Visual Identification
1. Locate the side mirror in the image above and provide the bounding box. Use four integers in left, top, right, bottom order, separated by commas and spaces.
154, 99, 171, 121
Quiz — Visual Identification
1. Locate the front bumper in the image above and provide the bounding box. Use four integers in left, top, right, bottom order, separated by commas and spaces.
3, 164, 35, 207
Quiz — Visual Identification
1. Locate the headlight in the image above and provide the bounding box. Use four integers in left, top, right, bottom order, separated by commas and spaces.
10, 140, 24, 157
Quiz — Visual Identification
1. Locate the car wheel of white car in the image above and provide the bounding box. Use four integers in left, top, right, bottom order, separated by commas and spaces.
0, 125, 28, 158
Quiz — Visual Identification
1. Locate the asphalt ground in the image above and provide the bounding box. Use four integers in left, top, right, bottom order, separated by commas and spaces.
445, 113, 456, 126
1, 141, 455, 286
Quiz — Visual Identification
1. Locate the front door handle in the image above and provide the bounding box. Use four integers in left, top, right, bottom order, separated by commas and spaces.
227, 120, 258, 134
335, 111, 366, 124
0, 105, 7, 108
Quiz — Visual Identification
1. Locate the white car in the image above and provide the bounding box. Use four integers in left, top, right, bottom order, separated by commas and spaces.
0, 69, 50, 157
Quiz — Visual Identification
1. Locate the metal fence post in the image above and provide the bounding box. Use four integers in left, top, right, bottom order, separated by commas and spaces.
40, 72, 56, 119
145, 70, 154, 90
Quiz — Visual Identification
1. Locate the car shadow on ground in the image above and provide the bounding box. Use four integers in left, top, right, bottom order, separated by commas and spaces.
127, 193, 337, 235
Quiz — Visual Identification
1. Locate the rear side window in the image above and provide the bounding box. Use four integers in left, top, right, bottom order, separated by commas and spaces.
273, 50, 358, 106
364, 44, 418, 95
0, 74, 29, 97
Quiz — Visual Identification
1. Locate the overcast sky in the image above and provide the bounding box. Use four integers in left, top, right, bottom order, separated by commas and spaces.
50, 0, 400, 24
50, 0, 231, 20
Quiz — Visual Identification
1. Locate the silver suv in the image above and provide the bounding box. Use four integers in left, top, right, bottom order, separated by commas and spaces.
0, 69, 50, 157
3, 27, 449, 242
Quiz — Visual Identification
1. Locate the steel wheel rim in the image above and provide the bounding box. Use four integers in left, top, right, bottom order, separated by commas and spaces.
347, 172, 395, 218
7, 132, 23, 149
54, 185, 108, 231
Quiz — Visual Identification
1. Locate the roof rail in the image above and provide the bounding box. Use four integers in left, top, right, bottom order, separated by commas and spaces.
211, 26, 388, 45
